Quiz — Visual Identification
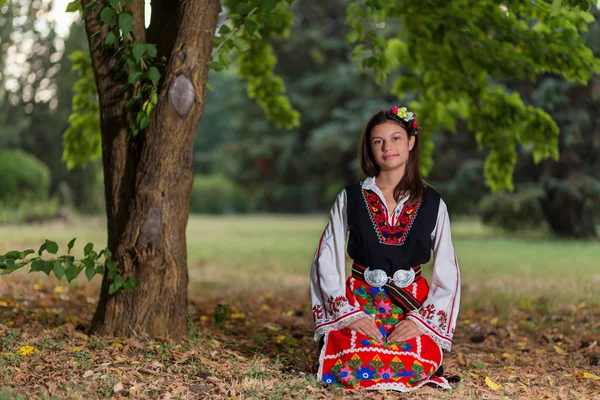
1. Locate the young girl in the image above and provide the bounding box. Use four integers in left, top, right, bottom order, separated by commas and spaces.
310, 106, 461, 392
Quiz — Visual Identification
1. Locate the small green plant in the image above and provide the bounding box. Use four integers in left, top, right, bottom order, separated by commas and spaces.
212, 304, 228, 329
0, 239, 137, 295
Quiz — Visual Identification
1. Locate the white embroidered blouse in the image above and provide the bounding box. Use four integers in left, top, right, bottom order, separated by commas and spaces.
309, 177, 461, 351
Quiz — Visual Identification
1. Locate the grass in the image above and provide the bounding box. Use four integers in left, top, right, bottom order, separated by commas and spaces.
0, 215, 599, 398
0, 214, 598, 303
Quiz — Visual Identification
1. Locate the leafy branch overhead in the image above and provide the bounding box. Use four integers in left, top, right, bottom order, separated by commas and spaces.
214, 0, 300, 129
346, 0, 600, 191
62, 0, 600, 190
0, 239, 138, 295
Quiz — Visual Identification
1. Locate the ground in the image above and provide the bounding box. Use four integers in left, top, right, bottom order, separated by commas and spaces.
0, 216, 599, 399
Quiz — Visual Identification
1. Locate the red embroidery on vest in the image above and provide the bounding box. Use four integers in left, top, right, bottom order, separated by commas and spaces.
363, 190, 420, 245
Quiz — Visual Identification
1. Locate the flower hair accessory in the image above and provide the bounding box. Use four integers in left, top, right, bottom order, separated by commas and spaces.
391, 106, 420, 136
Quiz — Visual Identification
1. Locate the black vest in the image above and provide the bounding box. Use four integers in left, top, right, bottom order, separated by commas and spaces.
346, 182, 441, 276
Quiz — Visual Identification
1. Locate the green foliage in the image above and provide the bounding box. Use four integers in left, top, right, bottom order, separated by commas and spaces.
216, 1, 299, 128
62, 50, 102, 169
0, 150, 51, 201
0, 239, 138, 295
347, 0, 600, 192
67, 0, 161, 138
189, 174, 247, 214
479, 189, 546, 232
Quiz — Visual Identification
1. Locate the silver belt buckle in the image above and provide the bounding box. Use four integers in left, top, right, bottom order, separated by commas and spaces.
364, 268, 388, 287
392, 269, 415, 288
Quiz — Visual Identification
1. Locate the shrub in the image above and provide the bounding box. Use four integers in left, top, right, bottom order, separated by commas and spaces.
478, 188, 546, 232
0, 149, 51, 202
189, 174, 247, 214
0, 197, 61, 225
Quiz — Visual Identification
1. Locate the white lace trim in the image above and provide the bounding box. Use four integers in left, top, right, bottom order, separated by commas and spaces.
361, 377, 452, 392
406, 314, 452, 352
349, 278, 360, 308
314, 309, 367, 341
416, 335, 422, 356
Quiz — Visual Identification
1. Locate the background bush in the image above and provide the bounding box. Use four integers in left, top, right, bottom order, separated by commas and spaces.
0, 149, 51, 202
190, 174, 247, 214
478, 188, 546, 232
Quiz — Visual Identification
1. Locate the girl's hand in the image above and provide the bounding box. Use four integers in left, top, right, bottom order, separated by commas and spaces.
346, 316, 384, 341
387, 319, 421, 342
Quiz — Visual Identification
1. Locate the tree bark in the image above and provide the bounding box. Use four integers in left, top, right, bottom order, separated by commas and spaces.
82, 0, 221, 337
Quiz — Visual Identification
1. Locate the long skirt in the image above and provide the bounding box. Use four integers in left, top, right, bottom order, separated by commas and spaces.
317, 276, 450, 392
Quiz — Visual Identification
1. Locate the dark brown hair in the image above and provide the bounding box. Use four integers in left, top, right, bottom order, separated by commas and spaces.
359, 108, 427, 205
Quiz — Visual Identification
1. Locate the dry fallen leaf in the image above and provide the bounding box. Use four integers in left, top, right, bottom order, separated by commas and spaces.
583, 372, 600, 380
129, 384, 143, 396
113, 382, 124, 393
82, 370, 94, 378
554, 345, 566, 355
485, 376, 501, 390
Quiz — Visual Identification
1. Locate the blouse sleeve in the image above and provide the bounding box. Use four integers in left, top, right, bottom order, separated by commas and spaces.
310, 189, 367, 341
406, 199, 461, 351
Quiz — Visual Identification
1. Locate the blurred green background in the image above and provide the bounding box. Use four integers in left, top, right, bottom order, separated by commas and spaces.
0, 0, 598, 286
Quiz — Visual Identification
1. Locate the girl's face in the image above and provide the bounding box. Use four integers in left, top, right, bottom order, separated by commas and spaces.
369, 122, 415, 172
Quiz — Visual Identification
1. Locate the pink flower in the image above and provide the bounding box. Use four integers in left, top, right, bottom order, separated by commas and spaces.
391, 106, 398, 114
338, 366, 353, 382
375, 300, 392, 316
378, 367, 394, 380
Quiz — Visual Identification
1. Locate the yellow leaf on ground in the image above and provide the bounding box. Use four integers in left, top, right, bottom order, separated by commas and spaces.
0, 301, 8, 307
200, 316, 209, 322
286, 310, 295, 317
33, 284, 41, 290
577, 302, 586, 308
111, 343, 123, 348
230, 313, 246, 319
275, 335, 286, 344
17, 345, 38, 356
502, 353, 516, 360
53, 287, 64, 294
264, 323, 281, 331
490, 317, 499, 326
535, 349, 547, 354
583, 372, 600, 380
485, 376, 501, 390
547, 376, 553, 387
554, 345, 566, 355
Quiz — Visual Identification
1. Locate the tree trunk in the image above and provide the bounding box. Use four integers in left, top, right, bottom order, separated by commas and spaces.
82, 0, 221, 337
